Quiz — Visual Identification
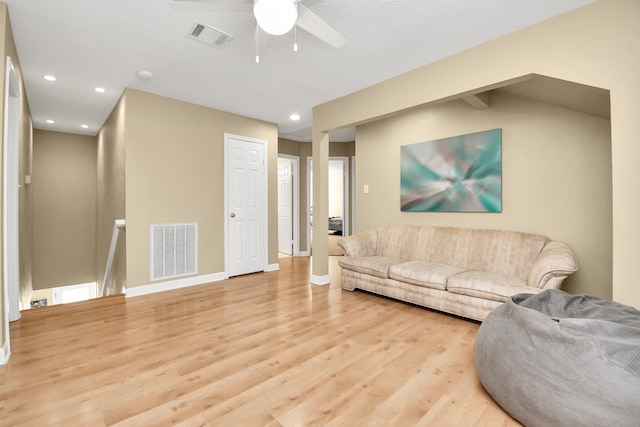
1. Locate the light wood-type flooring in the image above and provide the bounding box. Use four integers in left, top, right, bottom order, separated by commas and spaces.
0, 257, 521, 426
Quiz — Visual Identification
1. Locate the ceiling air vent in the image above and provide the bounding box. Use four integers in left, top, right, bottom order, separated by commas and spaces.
188, 22, 233, 48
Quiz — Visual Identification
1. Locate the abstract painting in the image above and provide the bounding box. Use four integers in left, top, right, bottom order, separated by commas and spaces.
401, 129, 502, 212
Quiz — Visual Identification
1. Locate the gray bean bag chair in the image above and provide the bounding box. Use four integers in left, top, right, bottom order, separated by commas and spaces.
474, 289, 640, 427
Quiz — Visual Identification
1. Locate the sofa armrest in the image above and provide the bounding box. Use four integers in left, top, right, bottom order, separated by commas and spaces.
527, 241, 578, 289
337, 230, 378, 257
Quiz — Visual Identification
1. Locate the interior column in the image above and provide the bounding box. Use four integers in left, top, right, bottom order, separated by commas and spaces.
310, 128, 330, 284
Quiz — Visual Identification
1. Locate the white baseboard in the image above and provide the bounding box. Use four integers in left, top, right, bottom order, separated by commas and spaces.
298, 250, 311, 257
1, 340, 10, 365
125, 272, 226, 298
265, 263, 280, 272
310, 274, 330, 285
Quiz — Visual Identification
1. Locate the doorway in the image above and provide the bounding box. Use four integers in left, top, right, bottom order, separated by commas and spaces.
2, 57, 20, 364
4, 58, 20, 319
277, 154, 300, 257
308, 156, 350, 256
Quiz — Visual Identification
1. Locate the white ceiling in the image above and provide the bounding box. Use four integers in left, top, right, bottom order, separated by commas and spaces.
4, 0, 595, 142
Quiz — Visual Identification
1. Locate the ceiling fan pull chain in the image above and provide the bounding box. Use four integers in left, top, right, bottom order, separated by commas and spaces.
256, 23, 260, 63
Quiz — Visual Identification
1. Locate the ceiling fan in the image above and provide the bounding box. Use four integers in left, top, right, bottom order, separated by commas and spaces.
173, 0, 346, 50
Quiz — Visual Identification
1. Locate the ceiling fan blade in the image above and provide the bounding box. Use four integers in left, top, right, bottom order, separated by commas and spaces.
296, 4, 346, 49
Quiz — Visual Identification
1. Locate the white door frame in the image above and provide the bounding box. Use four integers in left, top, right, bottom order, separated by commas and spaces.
223, 133, 268, 277
307, 156, 350, 252
2, 57, 20, 364
332, 156, 349, 238
278, 154, 300, 256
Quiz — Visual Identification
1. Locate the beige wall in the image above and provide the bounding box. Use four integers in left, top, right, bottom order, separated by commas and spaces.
123, 89, 278, 288
96, 93, 127, 295
313, 0, 640, 307
32, 130, 96, 290
1, 3, 32, 348
357, 92, 611, 298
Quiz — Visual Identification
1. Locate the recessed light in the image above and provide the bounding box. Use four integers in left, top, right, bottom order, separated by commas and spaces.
81, 124, 89, 129
136, 70, 153, 80
94, 87, 106, 93
289, 114, 300, 121
44, 75, 56, 82
46, 119, 55, 124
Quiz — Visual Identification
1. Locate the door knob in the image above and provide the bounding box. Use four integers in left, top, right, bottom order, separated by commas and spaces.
230, 213, 236, 218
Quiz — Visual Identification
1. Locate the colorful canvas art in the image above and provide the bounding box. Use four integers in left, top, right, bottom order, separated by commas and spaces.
401, 129, 502, 212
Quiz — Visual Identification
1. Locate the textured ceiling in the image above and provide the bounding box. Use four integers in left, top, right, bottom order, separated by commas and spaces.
4, 0, 595, 142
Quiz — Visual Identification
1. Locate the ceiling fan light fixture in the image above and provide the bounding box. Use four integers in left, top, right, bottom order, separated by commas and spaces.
254, 0, 297, 36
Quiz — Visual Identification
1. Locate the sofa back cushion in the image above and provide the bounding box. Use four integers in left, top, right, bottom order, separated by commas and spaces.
414, 226, 476, 267
376, 225, 420, 260
413, 226, 549, 280
468, 230, 549, 279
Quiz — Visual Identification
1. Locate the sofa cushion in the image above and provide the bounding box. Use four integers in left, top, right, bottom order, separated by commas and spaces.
338, 256, 403, 279
389, 261, 464, 290
376, 225, 420, 260
467, 229, 549, 279
414, 226, 475, 267
447, 271, 536, 302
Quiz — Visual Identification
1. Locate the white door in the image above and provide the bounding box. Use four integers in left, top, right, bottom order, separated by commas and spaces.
225, 134, 267, 277
277, 158, 293, 255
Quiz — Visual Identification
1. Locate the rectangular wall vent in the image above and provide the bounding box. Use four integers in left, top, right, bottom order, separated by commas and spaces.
150, 223, 198, 281
188, 22, 233, 48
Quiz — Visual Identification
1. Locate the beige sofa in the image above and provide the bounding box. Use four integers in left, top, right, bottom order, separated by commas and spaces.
338, 225, 578, 321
